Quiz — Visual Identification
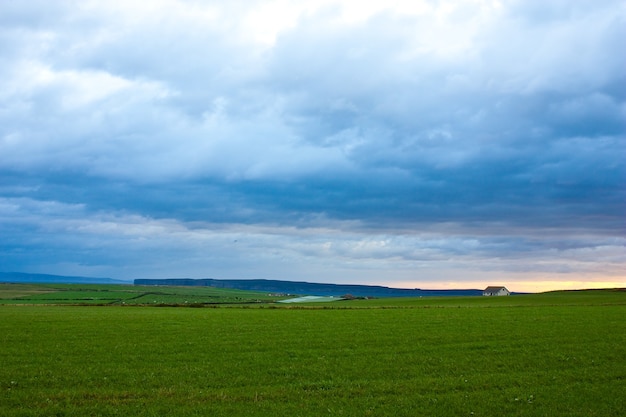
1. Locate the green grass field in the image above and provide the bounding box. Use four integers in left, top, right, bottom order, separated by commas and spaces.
0, 283, 286, 305
1, 287, 624, 416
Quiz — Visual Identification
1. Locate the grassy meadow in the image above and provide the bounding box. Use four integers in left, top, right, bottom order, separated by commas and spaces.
0, 283, 287, 306
0, 286, 625, 416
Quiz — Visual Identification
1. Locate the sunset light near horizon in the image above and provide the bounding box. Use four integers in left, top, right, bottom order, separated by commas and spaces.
1, 0, 624, 292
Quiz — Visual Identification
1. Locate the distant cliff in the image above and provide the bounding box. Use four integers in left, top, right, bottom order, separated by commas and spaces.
133, 278, 482, 298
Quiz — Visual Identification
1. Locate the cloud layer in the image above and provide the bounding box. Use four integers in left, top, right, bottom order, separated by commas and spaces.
1, 0, 624, 291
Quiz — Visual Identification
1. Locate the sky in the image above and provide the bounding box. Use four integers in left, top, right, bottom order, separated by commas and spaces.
1, 0, 624, 292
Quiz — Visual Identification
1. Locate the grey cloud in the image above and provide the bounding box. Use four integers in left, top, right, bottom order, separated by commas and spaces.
2, 195, 622, 282
0, 1, 624, 288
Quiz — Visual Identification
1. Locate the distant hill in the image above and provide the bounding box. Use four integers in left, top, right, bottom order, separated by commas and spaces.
0, 272, 484, 297
134, 278, 483, 298
0, 272, 130, 285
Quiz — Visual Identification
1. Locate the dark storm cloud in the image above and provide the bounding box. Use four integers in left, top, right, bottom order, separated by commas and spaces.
1, 0, 624, 289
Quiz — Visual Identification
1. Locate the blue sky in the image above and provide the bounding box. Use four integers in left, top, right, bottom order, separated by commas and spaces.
1, 0, 624, 292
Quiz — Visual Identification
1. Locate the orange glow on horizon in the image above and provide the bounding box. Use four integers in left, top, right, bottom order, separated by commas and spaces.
387, 280, 626, 293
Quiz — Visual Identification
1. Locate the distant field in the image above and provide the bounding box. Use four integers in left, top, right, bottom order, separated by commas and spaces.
0, 289, 624, 416
0, 283, 286, 305
0, 284, 57, 299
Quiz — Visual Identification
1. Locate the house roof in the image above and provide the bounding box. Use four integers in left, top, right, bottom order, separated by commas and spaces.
483, 286, 508, 292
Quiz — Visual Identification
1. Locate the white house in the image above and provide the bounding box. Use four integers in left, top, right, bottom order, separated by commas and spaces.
482, 286, 510, 296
